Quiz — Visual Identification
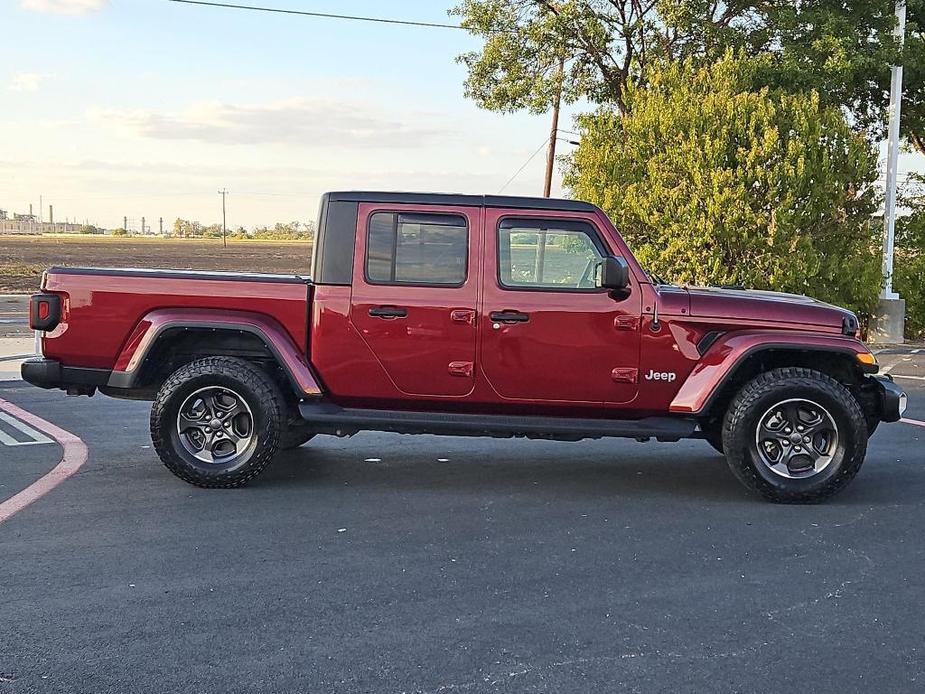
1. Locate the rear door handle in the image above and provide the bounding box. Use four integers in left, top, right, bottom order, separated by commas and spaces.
369, 306, 407, 318
489, 310, 529, 323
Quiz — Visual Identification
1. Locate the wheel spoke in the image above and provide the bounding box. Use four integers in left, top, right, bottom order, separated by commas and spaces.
219, 402, 247, 421
177, 412, 203, 432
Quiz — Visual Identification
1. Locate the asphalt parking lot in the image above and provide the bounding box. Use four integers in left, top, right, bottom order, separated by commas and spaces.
1, 351, 924, 694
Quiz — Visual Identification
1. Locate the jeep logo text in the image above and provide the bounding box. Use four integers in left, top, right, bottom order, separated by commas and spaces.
644, 370, 677, 382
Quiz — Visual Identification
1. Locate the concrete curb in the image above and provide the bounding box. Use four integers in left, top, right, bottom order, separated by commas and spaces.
0, 354, 33, 363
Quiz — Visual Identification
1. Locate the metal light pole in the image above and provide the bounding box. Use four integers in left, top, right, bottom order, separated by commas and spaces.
871, 0, 907, 343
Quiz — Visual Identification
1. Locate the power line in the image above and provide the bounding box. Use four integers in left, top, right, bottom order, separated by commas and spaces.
168, 0, 467, 30
498, 140, 550, 194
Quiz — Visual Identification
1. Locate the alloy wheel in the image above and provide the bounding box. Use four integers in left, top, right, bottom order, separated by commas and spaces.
176, 386, 256, 465
754, 398, 839, 479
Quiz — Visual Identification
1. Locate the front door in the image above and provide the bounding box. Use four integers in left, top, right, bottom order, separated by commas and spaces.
479, 210, 641, 405
350, 203, 481, 398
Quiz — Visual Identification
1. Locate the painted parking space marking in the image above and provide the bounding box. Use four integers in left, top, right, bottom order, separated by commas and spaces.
892, 374, 925, 381
901, 417, 925, 428
0, 411, 54, 446
0, 397, 88, 524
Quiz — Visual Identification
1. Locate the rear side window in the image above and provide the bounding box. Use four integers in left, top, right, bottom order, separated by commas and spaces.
366, 212, 468, 286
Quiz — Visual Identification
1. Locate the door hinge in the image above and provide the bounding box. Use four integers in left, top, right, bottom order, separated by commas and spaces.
448, 361, 474, 378
611, 367, 638, 384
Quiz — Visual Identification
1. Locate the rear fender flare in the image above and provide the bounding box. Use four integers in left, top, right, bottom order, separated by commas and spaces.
669, 331, 873, 415
108, 308, 323, 397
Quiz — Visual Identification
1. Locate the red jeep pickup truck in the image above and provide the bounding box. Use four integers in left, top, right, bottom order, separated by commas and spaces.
23, 192, 906, 502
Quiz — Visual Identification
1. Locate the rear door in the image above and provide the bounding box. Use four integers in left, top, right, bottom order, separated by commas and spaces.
349, 202, 481, 398
479, 209, 642, 405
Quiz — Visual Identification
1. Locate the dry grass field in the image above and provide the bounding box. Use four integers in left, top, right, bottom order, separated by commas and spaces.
0, 235, 313, 293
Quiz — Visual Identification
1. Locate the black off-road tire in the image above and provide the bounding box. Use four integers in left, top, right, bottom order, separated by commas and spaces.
151, 357, 284, 488
722, 367, 868, 503
280, 424, 316, 450
702, 426, 725, 454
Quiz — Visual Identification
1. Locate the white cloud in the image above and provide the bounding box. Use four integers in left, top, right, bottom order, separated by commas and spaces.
88, 98, 454, 148
21, 0, 107, 15
87, 98, 454, 149
8, 72, 42, 92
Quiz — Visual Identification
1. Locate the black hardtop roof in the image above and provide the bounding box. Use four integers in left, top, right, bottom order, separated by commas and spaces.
322, 191, 599, 213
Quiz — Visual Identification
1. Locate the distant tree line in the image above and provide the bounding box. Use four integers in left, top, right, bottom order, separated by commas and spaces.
170, 219, 313, 241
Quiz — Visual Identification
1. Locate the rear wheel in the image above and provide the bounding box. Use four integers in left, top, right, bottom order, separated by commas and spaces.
723, 367, 868, 503
151, 357, 284, 488
280, 422, 316, 450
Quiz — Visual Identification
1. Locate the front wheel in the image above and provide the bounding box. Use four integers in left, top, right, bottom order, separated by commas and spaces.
722, 367, 868, 503
151, 357, 284, 488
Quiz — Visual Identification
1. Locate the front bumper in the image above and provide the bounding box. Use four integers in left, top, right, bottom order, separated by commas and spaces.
870, 374, 907, 422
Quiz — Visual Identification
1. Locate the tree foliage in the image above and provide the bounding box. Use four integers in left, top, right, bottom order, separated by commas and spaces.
894, 174, 925, 337
171, 218, 313, 241
453, 0, 925, 151
562, 53, 883, 314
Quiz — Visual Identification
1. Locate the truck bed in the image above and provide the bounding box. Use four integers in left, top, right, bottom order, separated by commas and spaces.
40, 266, 311, 370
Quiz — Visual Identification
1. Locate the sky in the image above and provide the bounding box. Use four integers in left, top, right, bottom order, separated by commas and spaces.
1, 0, 923, 232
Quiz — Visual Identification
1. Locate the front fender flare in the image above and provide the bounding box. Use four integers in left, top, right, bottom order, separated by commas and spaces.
668, 331, 873, 415
107, 308, 323, 397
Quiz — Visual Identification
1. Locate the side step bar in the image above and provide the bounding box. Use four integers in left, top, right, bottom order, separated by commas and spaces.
298, 402, 698, 442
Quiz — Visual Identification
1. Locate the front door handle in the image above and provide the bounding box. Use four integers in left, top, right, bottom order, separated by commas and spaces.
369, 306, 407, 318
489, 310, 529, 324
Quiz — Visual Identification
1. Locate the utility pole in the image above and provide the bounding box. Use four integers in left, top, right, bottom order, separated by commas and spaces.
218, 189, 228, 248
49, 205, 53, 226
141, 216, 146, 235
543, 57, 565, 198
124, 216, 128, 233
159, 217, 163, 235
871, 0, 907, 343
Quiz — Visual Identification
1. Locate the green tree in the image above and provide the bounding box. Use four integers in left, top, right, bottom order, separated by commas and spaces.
172, 218, 204, 238
453, 0, 925, 151
894, 174, 925, 337
562, 53, 883, 314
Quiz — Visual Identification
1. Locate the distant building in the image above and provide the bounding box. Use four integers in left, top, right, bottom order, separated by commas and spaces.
1, 219, 85, 234
0, 206, 93, 234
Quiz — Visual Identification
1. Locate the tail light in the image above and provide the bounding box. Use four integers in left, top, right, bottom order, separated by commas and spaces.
29, 293, 61, 331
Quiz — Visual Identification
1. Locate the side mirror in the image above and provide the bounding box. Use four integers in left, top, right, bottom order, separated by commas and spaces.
599, 256, 630, 291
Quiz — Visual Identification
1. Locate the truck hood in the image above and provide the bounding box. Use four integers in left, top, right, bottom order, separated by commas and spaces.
682, 286, 855, 332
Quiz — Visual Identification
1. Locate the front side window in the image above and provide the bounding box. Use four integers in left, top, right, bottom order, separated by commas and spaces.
366, 212, 468, 286
498, 221, 604, 290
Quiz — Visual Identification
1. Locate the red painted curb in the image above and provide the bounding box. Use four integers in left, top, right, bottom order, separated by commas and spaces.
0, 397, 88, 524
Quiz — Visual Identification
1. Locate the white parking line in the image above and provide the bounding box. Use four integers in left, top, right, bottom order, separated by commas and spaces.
892, 374, 925, 381
0, 397, 88, 524
901, 417, 925, 428
0, 411, 53, 446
